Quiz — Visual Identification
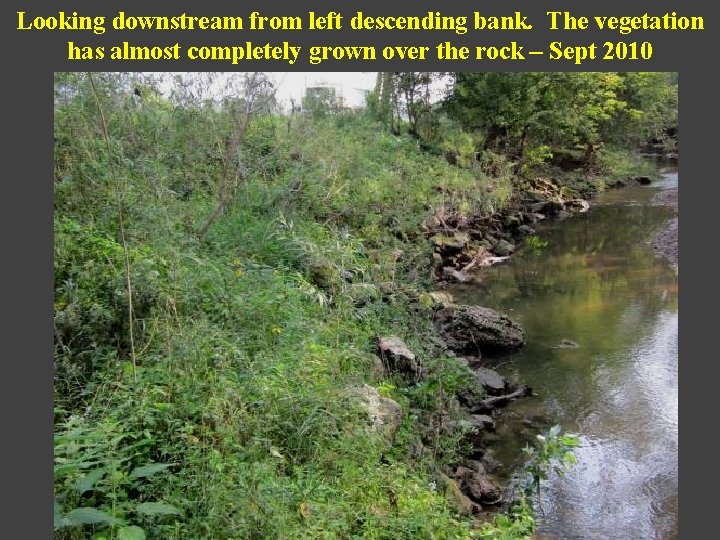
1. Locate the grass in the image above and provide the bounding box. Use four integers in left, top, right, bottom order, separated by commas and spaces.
53, 74, 599, 539
54, 95, 506, 538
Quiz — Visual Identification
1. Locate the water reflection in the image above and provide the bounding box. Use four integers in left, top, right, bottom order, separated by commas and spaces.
449, 170, 678, 540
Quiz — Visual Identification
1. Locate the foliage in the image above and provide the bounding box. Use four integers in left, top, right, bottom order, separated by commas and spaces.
54, 72, 660, 539
594, 146, 659, 183
302, 86, 342, 118
54, 411, 181, 540
520, 425, 579, 499
476, 426, 579, 540
54, 73, 494, 539
445, 72, 676, 162
369, 72, 453, 139
520, 145, 553, 174
523, 235, 549, 253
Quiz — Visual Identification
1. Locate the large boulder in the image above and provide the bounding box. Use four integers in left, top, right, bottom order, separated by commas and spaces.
428, 291, 455, 309
433, 471, 481, 515
566, 199, 590, 213
465, 473, 502, 504
352, 384, 403, 442
454, 461, 503, 504
492, 239, 515, 256
475, 368, 507, 395
435, 305, 526, 354
442, 267, 471, 283
539, 200, 565, 217
377, 336, 424, 378
517, 224, 536, 236
431, 232, 471, 255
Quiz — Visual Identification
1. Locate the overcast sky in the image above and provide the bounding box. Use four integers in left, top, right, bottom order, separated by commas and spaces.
151, 72, 448, 110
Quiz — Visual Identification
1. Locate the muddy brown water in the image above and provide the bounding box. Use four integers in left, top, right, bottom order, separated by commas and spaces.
448, 168, 678, 540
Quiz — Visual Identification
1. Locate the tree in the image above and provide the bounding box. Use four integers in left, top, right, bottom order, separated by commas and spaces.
302, 86, 341, 118
368, 72, 446, 137
367, 72, 396, 132
444, 72, 669, 164
197, 73, 277, 238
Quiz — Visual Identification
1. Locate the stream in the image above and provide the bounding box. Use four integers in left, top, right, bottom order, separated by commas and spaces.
449, 167, 678, 540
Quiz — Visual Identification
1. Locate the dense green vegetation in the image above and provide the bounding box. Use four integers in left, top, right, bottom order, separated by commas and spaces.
54, 72, 676, 539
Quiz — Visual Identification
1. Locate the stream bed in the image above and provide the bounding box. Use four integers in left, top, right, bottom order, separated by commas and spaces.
449, 168, 678, 540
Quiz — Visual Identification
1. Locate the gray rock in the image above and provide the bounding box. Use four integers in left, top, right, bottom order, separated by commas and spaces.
352, 384, 403, 442
435, 472, 480, 515
378, 336, 423, 378
493, 239, 515, 256
503, 213, 523, 229
517, 224, 535, 236
529, 201, 547, 213
466, 472, 502, 504
480, 453, 503, 473
566, 199, 590, 213
470, 414, 496, 430
431, 232, 470, 253
454, 466, 503, 504
436, 305, 527, 354
442, 267, 470, 283
370, 355, 386, 381
476, 368, 506, 395
428, 291, 455, 308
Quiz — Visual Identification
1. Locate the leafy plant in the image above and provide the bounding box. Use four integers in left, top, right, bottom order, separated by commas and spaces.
54, 414, 181, 539
521, 425, 579, 499
521, 145, 553, 174
476, 426, 579, 540
524, 234, 549, 253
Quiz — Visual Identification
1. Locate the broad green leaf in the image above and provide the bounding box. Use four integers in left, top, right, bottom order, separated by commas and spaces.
561, 435, 579, 447
64, 507, 121, 526
129, 462, 175, 479
54, 500, 63, 528
75, 468, 106, 494
564, 451, 577, 465
54, 463, 81, 478
55, 460, 104, 478
118, 526, 146, 540
136, 502, 181, 516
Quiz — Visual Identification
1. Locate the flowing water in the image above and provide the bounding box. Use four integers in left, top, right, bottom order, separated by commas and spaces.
449, 168, 678, 540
